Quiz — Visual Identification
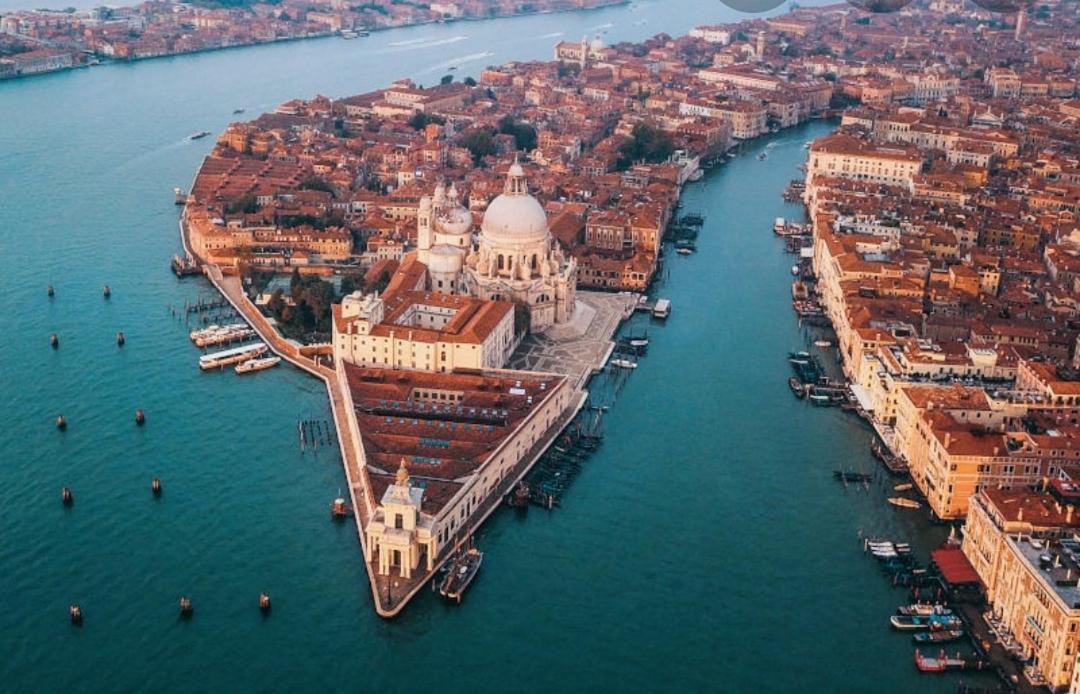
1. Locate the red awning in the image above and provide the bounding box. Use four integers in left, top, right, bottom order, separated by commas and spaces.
931, 547, 981, 586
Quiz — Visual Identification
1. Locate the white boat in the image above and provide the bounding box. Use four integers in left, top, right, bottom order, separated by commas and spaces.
813, 340, 832, 348
199, 342, 267, 370
688, 169, 703, 181
610, 358, 637, 370
774, 217, 786, 232
791, 265, 800, 276
894, 483, 913, 492
652, 298, 671, 319
676, 247, 693, 255
235, 356, 281, 374
887, 497, 921, 510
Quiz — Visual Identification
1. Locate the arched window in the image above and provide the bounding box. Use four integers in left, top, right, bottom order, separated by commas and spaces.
498, 255, 505, 270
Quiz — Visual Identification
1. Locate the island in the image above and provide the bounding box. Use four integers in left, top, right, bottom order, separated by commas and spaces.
0, 0, 627, 80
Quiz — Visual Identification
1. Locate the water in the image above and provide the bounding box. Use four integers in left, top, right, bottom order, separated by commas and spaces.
1, 2, 995, 691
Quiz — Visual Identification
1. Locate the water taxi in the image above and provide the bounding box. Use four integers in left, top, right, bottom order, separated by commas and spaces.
898, 604, 952, 617
610, 358, 637, 370
652, 298, 671, 319
199, 343, 266, 370
890, 613, 961, 630
912, 629, 964, 644
887, 497, 921, 510
439, 547, 483, 603
235, 356, 281, 374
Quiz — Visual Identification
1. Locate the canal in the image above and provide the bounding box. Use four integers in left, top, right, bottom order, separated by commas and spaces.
0, 1, 995, 691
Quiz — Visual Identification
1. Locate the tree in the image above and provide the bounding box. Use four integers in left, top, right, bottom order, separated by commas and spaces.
227, 193, 259, 214
497, 115, 537, 151
440, 74, 454, 85
463, 76, 477, 87
300, 175, 333, 193
513, 301, 531, 336
616, 123, 674, 170
459, 127, 497, 164
407, 111, 445, 130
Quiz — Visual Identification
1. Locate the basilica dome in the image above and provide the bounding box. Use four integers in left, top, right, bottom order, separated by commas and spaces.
480, 162, 549, 246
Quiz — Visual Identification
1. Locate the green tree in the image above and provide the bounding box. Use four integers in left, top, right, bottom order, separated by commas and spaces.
440, 74, 454, 85
616, 123, 674, 170
459, 127, 497, 164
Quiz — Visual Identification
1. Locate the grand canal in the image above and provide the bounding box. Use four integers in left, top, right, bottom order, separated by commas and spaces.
1, 1, 995, 691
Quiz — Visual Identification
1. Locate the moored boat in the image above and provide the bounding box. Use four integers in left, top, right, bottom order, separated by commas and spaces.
891, 614, 962, 630
913, 629, 964, 644
888, 497, 922, 510
789, 376, 805, 398
610, 358, 637, 370
439, 547, 483, 603
199, 342, 267, 370
235, 356, 281, 374
894, 483, 913, 492
898, 604, 952, 617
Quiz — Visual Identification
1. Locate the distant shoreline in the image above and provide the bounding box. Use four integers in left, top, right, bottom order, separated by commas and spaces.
0, 0, 630, 83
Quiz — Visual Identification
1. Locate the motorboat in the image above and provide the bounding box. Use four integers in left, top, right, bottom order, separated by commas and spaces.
888, 497, 921, 510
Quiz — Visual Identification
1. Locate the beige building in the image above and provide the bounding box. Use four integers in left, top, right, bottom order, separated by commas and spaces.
963, 489, 1080, 689
332, 289, 514, 373
807, 133, 922, 188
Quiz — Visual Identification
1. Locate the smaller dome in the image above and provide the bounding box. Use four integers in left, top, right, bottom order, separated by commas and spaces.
427, 245, 464, 274
437, 206, 472, 236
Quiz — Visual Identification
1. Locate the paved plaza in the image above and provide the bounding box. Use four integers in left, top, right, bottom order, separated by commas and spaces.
508, 291, 638, 386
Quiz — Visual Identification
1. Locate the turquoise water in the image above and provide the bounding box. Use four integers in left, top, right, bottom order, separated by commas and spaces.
1, 2, 995, 691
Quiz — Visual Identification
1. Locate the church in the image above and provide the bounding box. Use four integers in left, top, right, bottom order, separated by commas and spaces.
416, 161, 577, 332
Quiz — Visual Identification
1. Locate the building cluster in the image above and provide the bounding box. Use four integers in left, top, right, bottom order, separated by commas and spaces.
774, 2, 1080, 689
0, 0, 625, 78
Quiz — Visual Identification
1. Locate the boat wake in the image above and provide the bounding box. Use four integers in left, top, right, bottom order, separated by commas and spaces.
539, 31, 564, 39
590, 22, 614, 31
422, 51, 495, 74
388, 36, 436, 47
389, 35, 468, 51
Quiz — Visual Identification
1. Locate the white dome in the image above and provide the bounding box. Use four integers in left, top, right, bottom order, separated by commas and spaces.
427, 245, 464, 274
481, 193, 549, 245
437, 206, 473, 236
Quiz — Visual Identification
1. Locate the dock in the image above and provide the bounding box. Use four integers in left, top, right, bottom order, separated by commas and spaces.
171, 254, 201, 277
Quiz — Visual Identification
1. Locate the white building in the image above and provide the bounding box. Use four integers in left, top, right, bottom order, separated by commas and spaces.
462, 162, 577, 332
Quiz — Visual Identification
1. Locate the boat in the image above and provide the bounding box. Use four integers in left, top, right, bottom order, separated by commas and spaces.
330, 496, 352, 518
888, 497, 922, 510
894, 483, 914, 492
174, 186, 187, 205
652, 299, 671, 319
891, 614, 962, 631
199, 342, 267, 370
791, 264, 801, 276
610, 358, 637, 370
235, 356, 281, 374
439, 547, 483, 603
676, 247, 694, 255
757, 152, 767, 161
507, 481, 530, 508
189, 130, 211, 140
808, 394, 832, 406
341, 30, 358, 39
688, 169, 703, 181
914, 649, 973, 672
898, 604, 953, 617
834, 470, 872, 483
789, 376, 805, 398
232, 108, 245, 115
813, 340, 832, 348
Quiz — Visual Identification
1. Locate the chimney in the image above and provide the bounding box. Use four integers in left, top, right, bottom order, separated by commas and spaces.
1069, 505, 1075, 524
1018, 507, 1024, 522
